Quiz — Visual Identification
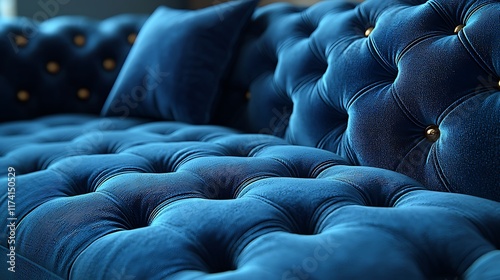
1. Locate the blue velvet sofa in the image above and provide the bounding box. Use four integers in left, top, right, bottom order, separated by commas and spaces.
1, 0, 499, 279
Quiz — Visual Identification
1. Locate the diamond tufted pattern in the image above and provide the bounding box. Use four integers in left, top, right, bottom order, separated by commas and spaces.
1, 116, 500, 279
1, 0, 500, 278
0, 15, 148, 121
221, 0, 500, 201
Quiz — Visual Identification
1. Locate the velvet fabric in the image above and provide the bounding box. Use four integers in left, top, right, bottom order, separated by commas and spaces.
221, 0, 500, 201
0, 115, 499, 279
0, 15, 147, 122
0, 0, 499, 279
101, 0, 259, 124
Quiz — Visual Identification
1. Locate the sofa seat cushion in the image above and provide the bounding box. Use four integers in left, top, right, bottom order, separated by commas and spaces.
1, 114, 499, 279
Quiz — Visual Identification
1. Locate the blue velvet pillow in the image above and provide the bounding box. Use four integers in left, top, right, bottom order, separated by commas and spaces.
101, 0, 258, 123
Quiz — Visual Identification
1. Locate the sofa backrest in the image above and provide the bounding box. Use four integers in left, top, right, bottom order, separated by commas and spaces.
0, 14, 147, 122
220, 0, 500, 201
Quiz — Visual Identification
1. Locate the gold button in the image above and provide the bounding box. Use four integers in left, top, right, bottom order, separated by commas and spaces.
46, 61, 60, 74
245, 91, 251, 100
425, 125, 440, 142
103, 58, 116, 71
454, 24, 465, 34
17, 90, 30, 102
73, 34, 86, 46
15, 35, 28, 47
77, 88, 90, 100
127, 33, 137, 45
497, 79, 500, 89
365, 27, 374, 37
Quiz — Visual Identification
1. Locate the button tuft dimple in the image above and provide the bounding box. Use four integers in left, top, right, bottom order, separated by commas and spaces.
77, 88, 90, 100
46, 61, 60, 74
17, 90, 30, 102
15, 35, 28, 47
103, 58, 116, 71
128, 33, 137, 45
365, 27, 374, 37
425, 125, 440, 142
454, 24, 465, 34
245, 91, 251, 100
73, 34, 86, 46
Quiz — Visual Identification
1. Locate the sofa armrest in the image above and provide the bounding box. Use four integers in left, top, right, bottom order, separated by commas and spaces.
0, 14, 148, 122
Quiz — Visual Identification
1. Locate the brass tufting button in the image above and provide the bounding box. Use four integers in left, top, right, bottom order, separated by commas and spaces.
103, 58, 116, 71
425, 125, 440, 142
46, 61, 60, 74
497, 79, 500, 89
245, 91, 251, 100
17, 90, 30, 102
73, 34, 86, 46
77, 88, 90, 100
454, 24, 465, 34
15, 35, 28, 47
365, 27, 374, 37
127, 33, 137, 45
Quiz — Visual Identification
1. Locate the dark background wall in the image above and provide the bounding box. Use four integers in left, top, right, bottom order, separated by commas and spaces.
17, 0, 186, 19
189, 0, 322, 9
16, 1, 364, 19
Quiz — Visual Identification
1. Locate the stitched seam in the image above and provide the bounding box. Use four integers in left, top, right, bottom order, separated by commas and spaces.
427, 0, 455, 27
343, 141, 359, 166
310, 160, 340, 178
327, 177, 373, 206
272, 75, 290, 102
436, 90, 490, 124
464, 2, 493, 23
459, 32, 496, 77
368, 36, 397, 74
316, 80, 339, 111
245, 194, 301, 233
395, 139, 429, 173
316, 130, 336, 151
147, 191, 204, 224
313, 196, 354, 233
346, 80, 389, 109
395, 32, 443, 65
293, 72, 323, 95
95, 190, 137, 228
271, 157, 298, 178
391, 85, 427, 127
234, 175, 271, 198
432, 142, 452, 192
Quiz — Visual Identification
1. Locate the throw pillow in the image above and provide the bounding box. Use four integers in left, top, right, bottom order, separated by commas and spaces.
101, 0, 258, 123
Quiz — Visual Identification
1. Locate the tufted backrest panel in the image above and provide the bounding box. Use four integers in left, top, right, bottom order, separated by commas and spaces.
222, 0, 500, 201
0, 14, 148, 122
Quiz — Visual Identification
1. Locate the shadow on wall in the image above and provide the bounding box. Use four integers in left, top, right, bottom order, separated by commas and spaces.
16, 0, 187, 19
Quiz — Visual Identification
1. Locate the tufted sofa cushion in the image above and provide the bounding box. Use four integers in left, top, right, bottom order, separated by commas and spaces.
1, 115, 500, 279
220, 0, 500, 201
0, 14, 147, 122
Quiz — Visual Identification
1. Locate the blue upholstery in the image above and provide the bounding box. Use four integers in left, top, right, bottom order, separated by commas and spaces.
0, 14, 147, 121
1, 115, 499, 279
0, 0, 499, 279
221, 0, 500, 201
102, 0, 259, 124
